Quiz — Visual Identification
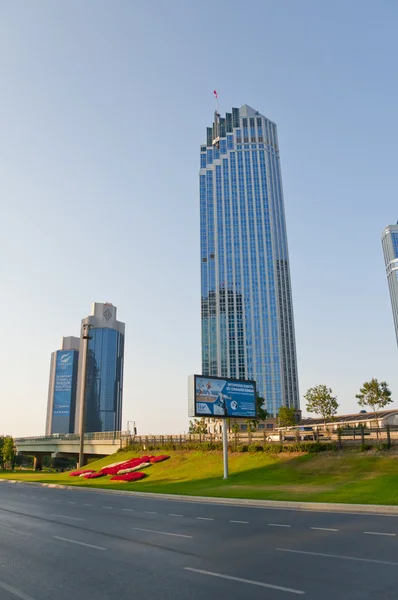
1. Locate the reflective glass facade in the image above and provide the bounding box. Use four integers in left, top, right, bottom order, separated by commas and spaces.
382, 225, 398, 346
51, 350, 78, 434
84, 328, 124, 432
200, 105, 299, 415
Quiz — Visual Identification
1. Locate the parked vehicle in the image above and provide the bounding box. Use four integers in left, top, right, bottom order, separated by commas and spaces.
267, 426, 316, 442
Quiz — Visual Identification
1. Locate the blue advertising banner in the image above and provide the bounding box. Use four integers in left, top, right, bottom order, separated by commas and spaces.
193, 375, 256, 418
53, 351, 76, 417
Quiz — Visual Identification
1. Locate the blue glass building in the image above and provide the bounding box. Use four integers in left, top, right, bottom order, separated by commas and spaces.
382, 224, 398, 346
46, 337, 80, 435
74, 303, 125, 433
200, 105, 299, 415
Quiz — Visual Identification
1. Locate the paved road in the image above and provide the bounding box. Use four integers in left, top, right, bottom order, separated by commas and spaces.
0, 482, 398, 599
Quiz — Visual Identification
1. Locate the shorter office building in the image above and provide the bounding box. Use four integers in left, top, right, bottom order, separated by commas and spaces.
45, 336, 80, 435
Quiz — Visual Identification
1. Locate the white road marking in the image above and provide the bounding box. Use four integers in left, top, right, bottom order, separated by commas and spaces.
53, 536, 106, 551
84, 504, 92, 507
102, 506, 113, 509
230, 520, 249, 524
364, 531, 396, 537
50, 514, 85, 522
310, 527, 339, 532
68, 502, 76, 505
53, 499, 60, 502
197, 517, 214, 521
0, 580, 38, 600
184, 567, 305, 595
0, 521, 12, 527
268, 523, 291, 528
122, 508, 135, 512
145, 511, 158, 514
168, 513, 183, 517
132, 527, 192, 539
277, 548, 398, 566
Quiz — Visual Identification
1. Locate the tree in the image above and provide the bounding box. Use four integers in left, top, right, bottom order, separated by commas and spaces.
188, 418, 208, 435
246, 393, 268, 430
304, 385, 339, 432
356, 378, 392, 439
278, 406, 297, 428
0, 437, 4, 470
2, 436, 15, 470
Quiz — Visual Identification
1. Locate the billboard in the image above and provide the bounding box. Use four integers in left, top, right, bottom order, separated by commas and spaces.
53, 351, 76, 418
188, 374, 257, 418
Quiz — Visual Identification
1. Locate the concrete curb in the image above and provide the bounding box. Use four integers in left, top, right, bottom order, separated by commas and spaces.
1, 478, 398, 515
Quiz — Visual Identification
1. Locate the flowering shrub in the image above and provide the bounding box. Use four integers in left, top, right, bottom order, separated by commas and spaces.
149, 455, 170, 464
84, 472, 105, 479
110, 471, 147, 482
69, 469, 95, 477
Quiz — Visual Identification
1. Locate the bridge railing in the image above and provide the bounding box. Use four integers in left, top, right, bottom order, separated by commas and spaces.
15, 431, 123, 444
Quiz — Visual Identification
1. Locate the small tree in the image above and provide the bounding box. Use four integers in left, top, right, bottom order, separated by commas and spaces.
356, 378, 392, 439
2, 436, 15, 470
0, 437, 4, 470
188, 418, 208, 435
246, 394, 268, 430
278, 406, 297, 428
304, 385, 339, 433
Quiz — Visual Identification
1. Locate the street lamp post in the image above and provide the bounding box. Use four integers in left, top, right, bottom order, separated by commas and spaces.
78, 323, 93, 468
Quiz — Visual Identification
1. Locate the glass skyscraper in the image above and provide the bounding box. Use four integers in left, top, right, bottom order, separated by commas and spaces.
200, 104, 299, 416
74, 303, 125, 433
382, 224, 398, 346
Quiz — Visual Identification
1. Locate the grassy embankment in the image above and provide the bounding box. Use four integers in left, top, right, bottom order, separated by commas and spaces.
2, 449, 398, 505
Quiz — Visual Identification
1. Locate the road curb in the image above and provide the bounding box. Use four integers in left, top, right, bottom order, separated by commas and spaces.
1, 478, 398, 515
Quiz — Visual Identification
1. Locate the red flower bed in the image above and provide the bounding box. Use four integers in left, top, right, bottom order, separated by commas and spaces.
69, 469, 95, 477
100, 456, 154, 475
84, 472, 105, 479
110, 471, 147, 482
149, 455, 170, 464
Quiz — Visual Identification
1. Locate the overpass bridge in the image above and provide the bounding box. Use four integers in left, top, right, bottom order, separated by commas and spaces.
14, 432, 127, 470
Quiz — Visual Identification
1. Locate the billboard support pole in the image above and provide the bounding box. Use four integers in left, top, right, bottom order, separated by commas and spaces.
222, 419, 228, 479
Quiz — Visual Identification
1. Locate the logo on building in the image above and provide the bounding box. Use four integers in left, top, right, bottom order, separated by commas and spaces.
60, 352, 72, 363
103, 308, 112, 321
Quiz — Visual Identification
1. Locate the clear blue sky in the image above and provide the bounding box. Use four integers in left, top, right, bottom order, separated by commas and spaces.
1, 0, 397, 436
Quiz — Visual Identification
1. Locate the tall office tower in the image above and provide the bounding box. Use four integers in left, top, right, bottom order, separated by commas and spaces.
74, 302, 125, 433
45, 336, 80, 435
200, 104, 299, 415
382, 223, 398, 346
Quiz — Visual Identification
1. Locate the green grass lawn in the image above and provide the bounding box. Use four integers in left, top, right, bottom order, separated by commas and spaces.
2, 450, 398, 505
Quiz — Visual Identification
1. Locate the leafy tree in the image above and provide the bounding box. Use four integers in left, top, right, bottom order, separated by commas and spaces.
278, 406, 297, 428
2, 436, 15, 469
246, 394, 268, 429
188, 418, 208, 434
356, 378, 392, 439
304, 385, 339, 432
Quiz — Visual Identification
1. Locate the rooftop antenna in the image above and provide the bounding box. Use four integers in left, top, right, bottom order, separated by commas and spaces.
212, 90, 220, 149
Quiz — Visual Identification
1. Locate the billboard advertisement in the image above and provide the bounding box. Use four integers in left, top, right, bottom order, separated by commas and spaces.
53, 350, 76, 418
188, 374, 256, 418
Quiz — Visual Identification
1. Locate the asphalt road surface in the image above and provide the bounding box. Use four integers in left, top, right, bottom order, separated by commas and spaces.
0, 482, 398, 599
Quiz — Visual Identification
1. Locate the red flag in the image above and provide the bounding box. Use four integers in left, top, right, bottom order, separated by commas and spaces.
213, 90, 218, 98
